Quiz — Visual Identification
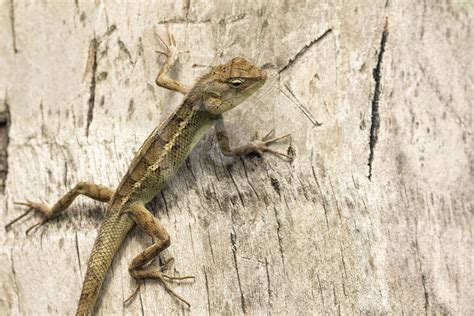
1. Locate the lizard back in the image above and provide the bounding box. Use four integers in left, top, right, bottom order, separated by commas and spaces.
76, 96, 215, 315
112, 95, 215, 209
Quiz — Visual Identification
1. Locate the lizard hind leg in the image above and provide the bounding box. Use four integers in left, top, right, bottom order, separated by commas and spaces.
124, 202, 195, 308
5, 181, 114, 235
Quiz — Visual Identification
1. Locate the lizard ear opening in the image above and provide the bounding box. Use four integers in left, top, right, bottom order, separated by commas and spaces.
202, 94, 234, 114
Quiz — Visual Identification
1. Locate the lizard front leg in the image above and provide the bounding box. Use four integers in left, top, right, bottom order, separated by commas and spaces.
6, 181, 114, 234
124, 202, 194, 307
214, 115, 293, 160
154, 30, 190, 95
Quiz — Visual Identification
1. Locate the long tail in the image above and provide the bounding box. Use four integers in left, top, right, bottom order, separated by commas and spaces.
76, 212, 133, 315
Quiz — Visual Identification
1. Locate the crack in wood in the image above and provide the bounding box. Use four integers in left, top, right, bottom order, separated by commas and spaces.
0, 93, 11, 193
160, 190, 170, 218
328, 176, 342, 221
239, 158, 260, 200
311, 162, 330, 229
10, 248, 21, 314
188, 223, 196, 258
417, 61, 465, 127
273, 207, 287, 274
207, 232, 216, 264
86, 38, 99, 137
185, 158, 197, 182
264, 257, 273, 305
75, 231, 83, 279
278, 28, 332, 74
138, 290, 145, 316
157, 17, 211, 25
368, 22, 389, 180
280, 83, 322, 128
226, 165, 245, 207
230, 228, 246, 313
317, 273, 325, 307
203, 267, 211, 315
184, 0, 191, 21
270, 176, 281, 196
421, 274, 429, 313
9, 0, 18, 53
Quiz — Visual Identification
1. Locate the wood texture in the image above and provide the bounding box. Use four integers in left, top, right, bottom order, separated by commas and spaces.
0, 1, 472, 315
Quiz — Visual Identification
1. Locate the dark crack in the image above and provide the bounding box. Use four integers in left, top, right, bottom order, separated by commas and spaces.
184, 0, 191, 21
11, 248, 21, 314
10, 0, 18, 53
188, 223, 196, 258
418, 62, 465, 127
273, 207, 286, 274
86, 38, 98, 137
264, 257, 273, 305
278, 28, 332, 74
329, 176, 342, 220
160, 190, 170, 218
226, 165, 245, 207
230, 228, 246, 314
332, 284, 339, 313
368, 22, 388, 180
270, 177, 281, 196
280, 83, 322, 128
340, 247, 347, 279
75, 231, 83, 279
0, 93, 11, 194
311, 164, 330, 229
138, 290, 145, 316
157, 17, 211, 25
117, 39, 132, 61
240, 158, 259, 200
207, 232, 215, 264
203, 267, 211, 315
421, 274, 429, 313
317, 273, 325, 306
185, 158, 197, 182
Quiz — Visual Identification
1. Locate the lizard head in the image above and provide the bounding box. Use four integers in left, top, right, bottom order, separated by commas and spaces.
197, 57, 267, 114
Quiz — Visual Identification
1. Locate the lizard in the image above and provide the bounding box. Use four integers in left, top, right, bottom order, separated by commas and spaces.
5, 31, 291, 315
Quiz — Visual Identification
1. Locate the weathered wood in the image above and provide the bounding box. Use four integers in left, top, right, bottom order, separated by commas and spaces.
1, 1, 472, 315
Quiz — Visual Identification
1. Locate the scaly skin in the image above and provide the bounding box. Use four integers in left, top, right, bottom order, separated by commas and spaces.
77, 94, 218, 314
6, 33, 291, 315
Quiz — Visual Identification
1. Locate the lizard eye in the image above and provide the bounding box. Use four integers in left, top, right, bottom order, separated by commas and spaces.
228, 78, 245, 88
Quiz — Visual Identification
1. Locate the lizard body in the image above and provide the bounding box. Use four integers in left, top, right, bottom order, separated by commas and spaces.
77, 100, 214, 313
6, 33, 290, 315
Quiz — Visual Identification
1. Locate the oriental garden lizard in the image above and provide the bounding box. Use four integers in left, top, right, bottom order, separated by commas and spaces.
5, 31, 291, 315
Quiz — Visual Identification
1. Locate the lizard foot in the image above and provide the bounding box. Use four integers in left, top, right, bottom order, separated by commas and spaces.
125, 258, 195, 308
153, 28, 188, 60
247, 129, 293, 161
6, 200, 53, 235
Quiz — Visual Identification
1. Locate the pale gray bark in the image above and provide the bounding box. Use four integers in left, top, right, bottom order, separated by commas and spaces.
0, 1, 472, 315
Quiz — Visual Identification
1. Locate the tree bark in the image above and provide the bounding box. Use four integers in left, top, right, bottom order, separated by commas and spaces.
1, 1, 472, 315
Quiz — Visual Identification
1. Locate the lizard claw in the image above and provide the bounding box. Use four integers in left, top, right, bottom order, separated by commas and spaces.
248, 130, 293, 161
5, 206, 33, 230
124, 284, 141, 306
25, 220, 46, 236
127, 264, 195, 308
153, 28, 188, 59
6, 200, 53, 234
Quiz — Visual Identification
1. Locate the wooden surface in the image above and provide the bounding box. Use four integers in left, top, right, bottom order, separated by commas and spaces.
0, 1, 472, 315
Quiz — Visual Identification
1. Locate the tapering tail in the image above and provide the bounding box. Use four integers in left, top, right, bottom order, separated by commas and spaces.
76, 212, 133, 315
